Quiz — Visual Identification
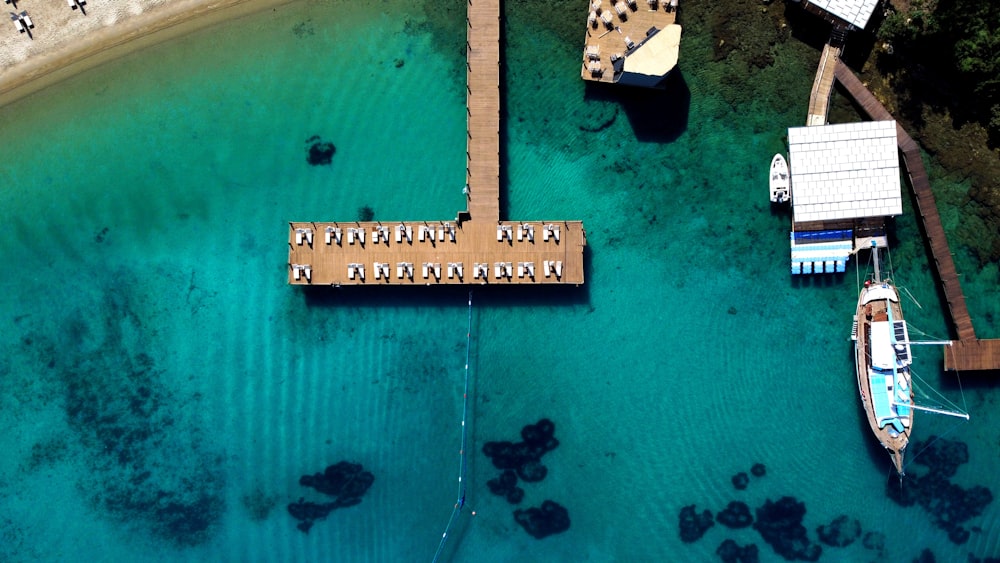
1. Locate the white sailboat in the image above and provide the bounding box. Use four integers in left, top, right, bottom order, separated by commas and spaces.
851, 241, 968, 476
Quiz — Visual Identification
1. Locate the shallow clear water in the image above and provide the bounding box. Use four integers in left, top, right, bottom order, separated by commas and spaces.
0, 1, 997, 562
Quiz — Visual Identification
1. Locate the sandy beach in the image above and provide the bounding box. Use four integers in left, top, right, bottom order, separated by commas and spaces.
0, 0, 293, 106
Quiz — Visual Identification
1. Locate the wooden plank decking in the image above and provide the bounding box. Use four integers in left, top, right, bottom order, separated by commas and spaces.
834, 61, 1000, 371
464, 0, 501, 222
806, 43, 840, 125
287, 0, 587, 287
580, 1, 677, 84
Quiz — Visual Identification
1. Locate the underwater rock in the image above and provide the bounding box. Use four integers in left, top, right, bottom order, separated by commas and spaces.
306, 136, 336, 166
862, 530, 885, 551
732, 472, 749, 490
482, 419, 558, 484
717, 501, 753, 529
913, 436, 968, 478
513, 500, 570, 539
752, 496, 821, 561
914, 548, 936, 563
816, 515, 861, 547
289, 461, 374, 533
487, 469, 523, 504
717, 539, 760, 563
679, 504, 715, 543
750, 463, 766, 477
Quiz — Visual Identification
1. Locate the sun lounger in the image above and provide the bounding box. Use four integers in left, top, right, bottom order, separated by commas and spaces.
555, 261, 563, 277
543, 260, 551, 278
305, 229, 313, 245
422, 263, 430, 279
543, 226, 550, 241
517, 262, 525, 278
444, 223, 455, 242
405, 226, 413, 243
295, 229, 304, 245
372, 228, 380, 245
22, 14, 32, 28
434, 263, 441, 279
526, 262, 535, 278
474, 263, 481, 279
374, 262, 382, 279
396, 225, 403, 243
517, 225, 524, 241
552, 225, 560, 242
494, 263, 503, 279
325, 227, 333, 244
497, 225, 503, 241
304, 266, 311, 281
380, 263, 390, 279
293, 264, 301, 280
357, 264, 365, 280
397, 263, 404, 279
437, 226, 445, 242
348, 264, 356, 280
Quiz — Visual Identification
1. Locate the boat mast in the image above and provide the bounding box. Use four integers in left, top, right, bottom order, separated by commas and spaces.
871, 240, 881, 283
892, 401, 970, 420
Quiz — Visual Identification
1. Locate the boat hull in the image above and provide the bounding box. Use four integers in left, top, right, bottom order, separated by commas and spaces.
770, 154, 790, 203
854, 281, 913, 476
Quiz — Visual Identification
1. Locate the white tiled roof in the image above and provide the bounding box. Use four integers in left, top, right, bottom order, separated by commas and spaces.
809, 0, 879, 29
788, 121, 902, 223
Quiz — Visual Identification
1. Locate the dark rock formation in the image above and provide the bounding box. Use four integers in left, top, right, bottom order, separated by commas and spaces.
487, 469, 523, 505
913, 548, 936, 563
288, 461, 374, 533
752, 496, 821, 561
717, 501, 753, 529
482, 419, 558, 483
732, 472, 749, 490
679, 504, 715, 543
306, 136, 335, 166
750, 463, 766, 477
816, 515, 861, 547
717, 539, 760, 563
513, 500, 570, 539
885, 437, 992, 544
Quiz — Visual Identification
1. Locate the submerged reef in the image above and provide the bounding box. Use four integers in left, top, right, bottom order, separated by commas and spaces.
885, 437, 992, 544
816, 515, 861, 547
287, 461, 375, 533
679, 504, 715, 543
12, 283, 227, 548
305, 135, 336, 166
752, 496, 822, 561
513, 500, 570, 539
717, 539, 760, 563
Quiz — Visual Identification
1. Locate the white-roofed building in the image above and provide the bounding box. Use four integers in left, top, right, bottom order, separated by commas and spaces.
799, 0, 880, 30
786, 120, 902, 275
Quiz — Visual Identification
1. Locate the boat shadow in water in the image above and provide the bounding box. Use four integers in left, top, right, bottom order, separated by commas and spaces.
583, 69, 691, 144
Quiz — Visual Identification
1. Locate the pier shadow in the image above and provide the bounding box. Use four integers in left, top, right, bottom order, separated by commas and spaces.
582, 68, 690, 143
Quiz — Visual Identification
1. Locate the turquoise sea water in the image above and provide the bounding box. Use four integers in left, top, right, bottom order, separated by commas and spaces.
1, 1, 998, 561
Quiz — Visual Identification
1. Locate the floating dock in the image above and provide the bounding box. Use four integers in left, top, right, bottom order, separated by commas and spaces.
287, 0, 586, 286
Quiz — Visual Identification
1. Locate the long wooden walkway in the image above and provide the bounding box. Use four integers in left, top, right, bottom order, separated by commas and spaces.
286, 0, 586, 287
806, 43, 840, 125
464, 0, 501, 223
833, 61, 1000, 371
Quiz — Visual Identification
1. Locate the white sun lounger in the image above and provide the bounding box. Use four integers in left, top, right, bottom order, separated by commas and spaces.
372, 228, 381, 245
357, 229, 365, 244
448, 263, 455, 279
497, 225, 504, 241
543, 260, 551, 278
455, 263, 463, 278
543, 226, 551, 241
295, 229, 304, 245
347, 228, 355, 244
357, 264, 365, 280
325, 226, 334, 245
292, 264, 301, 280
381, 263, 390, 279
555, 261, 563, 277
304, 266, 311, 281
434, 263, 441, 279
473, 263, 481, 279
422, 263, 430, 279
517, 225, 524, 241
348, 264, 356, 280
397, 263, 404, 279
517, 262, 525, 278
526, 262, 535, 278
405, 226, 413, 243
494, 262, 503, 279
396, 225, 404, 243
374, 262, 382, 279
437, 226, 445, 242
305, 229, 313, 245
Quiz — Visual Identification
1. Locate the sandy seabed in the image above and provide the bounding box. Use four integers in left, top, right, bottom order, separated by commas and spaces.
0, 0, 294, 106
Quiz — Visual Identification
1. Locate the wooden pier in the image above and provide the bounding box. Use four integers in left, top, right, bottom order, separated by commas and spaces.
287, 0, 586, 286
833, 61, 1000, 371
806, 42, 840, 125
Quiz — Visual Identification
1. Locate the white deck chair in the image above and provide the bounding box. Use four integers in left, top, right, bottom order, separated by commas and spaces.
437, 226, 445, 242
305, 230, 313, 245
405, 226, 413, 243
543, 260, 551, 278
497, 225, 503, 241
543, 226, 551, 241
422, 263, 429, 279
304, 266, 311, 281
358, 229, 365, 244
374, 263, 382, 279
347, 229, 355, 244
473, 263, 481, 279
396, 225, 404, 243
526, 262, 535, 278
555, 261, 563, 277
552, 226, 560, 242
447, 263, 455, 279
517, 262, 525, 278
293, 265, 301, 280
494, 263, 502, 279
434, 263, 441, 278
348, 264, 356, 280
295, 229, 304, 245
397, 263, 404, 279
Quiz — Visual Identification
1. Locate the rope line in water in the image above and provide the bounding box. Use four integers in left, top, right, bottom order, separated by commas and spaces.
431, 291, 474, 563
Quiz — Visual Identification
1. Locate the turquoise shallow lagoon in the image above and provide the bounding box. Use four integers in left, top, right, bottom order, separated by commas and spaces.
1, 1, 998, 561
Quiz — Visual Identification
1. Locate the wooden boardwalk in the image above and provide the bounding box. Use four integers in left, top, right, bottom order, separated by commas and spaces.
464, 0, 501, 222
287, 0, 587, 287
806, 43, 840, 125
834, 61, 1000, 371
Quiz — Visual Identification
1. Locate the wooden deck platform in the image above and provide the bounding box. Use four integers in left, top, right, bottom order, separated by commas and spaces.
834, 61, 1000, 371
288, 221, 585, 285
806, 42, 840, 125
945, 339, 1000, 373
464, 0, 501, 222
580, 1, 677, 84
287, 0, 587, 287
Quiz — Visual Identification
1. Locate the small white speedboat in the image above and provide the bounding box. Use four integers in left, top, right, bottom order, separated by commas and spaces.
770, 153, 790, 204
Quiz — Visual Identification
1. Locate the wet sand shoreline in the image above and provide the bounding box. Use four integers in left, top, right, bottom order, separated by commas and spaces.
0, 0, 296, 107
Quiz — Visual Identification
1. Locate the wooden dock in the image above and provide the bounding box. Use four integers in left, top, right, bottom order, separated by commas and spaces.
465, 0, 501, 222
287, 0, 586, 287
806, 42, 840, 125
580, 2, 678, 84
834, 61, 1000, 371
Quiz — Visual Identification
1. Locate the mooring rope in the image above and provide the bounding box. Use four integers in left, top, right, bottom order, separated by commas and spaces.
431, 291, 474, 563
